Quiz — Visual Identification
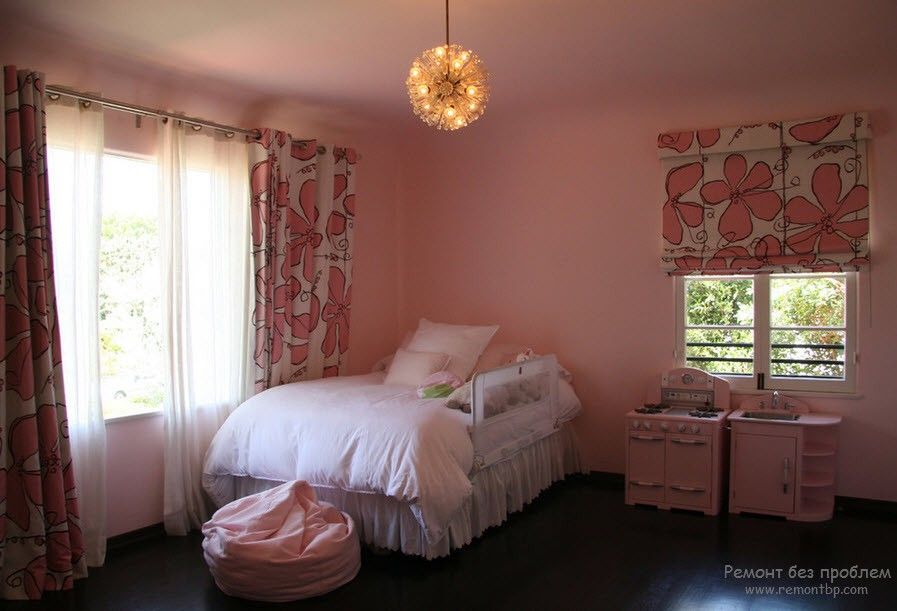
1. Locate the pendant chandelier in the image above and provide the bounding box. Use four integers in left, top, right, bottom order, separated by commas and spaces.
406, 0, 490, 131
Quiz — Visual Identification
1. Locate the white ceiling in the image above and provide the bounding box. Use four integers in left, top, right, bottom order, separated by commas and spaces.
4, 0, 896, 121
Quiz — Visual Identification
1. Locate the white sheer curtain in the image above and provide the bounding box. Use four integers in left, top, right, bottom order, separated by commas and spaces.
46, 100, 107, 565
158, 120, 251, 535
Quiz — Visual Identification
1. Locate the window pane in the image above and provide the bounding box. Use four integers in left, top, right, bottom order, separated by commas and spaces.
685, 278, 754, 326
770, 329, 845, 379
770, 275, 845, 327
100, 155, 164, 419
685, 328, 753, 375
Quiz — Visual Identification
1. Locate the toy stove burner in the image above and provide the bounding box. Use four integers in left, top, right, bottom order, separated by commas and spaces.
636, 404, 668, 414
688, 410, 720, 419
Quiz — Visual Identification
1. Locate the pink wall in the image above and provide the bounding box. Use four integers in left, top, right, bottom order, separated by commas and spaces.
396, 75, 897, 503
104, 415, 164, 536
1, 22, 402, 534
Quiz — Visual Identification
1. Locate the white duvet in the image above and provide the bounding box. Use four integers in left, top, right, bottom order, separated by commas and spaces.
202, 373, 474, 543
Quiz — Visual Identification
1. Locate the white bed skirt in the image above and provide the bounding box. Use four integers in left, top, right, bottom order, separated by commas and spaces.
218, 425, 582, 559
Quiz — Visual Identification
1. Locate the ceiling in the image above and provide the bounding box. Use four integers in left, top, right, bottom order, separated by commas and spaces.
4, 0, 896, 121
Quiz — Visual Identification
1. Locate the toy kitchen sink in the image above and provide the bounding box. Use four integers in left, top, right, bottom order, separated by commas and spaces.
728, 393, 842, 522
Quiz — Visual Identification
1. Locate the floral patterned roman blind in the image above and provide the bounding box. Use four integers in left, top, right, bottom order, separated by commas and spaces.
659, 113, 870, 274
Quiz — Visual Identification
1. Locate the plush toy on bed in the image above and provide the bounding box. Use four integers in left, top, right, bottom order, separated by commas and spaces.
445, 383, 472, 413
515, 348, 574, 383
417, 371, 464, 399
515, 347, 537, 362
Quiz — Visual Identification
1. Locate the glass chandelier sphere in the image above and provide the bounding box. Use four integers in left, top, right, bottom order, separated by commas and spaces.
406, 43, 489, 131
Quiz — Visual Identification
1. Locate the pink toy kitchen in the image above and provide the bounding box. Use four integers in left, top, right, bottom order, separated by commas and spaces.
625, 367, 842, 521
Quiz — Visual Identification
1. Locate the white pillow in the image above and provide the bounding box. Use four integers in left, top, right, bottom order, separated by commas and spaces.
405, 319, 499, 381
384, 348, 450, 386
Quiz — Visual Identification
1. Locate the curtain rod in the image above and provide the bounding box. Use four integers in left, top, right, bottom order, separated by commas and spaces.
45, 84, 261, 139
44, 85, 333, 156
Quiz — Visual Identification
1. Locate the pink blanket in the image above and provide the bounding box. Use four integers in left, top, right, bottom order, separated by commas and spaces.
202, 480, 360, 601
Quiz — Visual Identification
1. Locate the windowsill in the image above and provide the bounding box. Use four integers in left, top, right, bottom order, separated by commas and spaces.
696, 373, 862, 399
730, 388, 864, 400
104, 409, 163, 425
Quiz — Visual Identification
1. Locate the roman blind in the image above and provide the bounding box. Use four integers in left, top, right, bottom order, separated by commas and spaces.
659, 113, 870, 274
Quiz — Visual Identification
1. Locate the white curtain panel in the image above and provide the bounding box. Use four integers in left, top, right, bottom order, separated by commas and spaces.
46, 100, 107, 566
158, 121, 251, 535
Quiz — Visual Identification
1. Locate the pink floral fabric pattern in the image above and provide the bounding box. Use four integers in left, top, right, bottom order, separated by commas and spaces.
785, 163, 869, 255
662, 162, 703, 245
1, 66, 87, 600
250, 133, 356, 389
699, 154, 782, 242
658, 113, 870, 273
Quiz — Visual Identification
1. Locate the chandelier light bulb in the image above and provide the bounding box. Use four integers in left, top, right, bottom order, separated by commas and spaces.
418, 84, 429, 95
446, 106, 456, 118
410, 66, 421, 78
434, 46, 446, 57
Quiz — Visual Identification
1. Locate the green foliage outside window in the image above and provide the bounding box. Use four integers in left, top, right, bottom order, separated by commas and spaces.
770, 277, 845, 378
685, 276, 846, 379
685, 279, 753, 375
99, 212, 164, 414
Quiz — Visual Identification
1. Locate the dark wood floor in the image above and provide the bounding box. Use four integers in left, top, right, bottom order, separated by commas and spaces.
12, 477, 897, 611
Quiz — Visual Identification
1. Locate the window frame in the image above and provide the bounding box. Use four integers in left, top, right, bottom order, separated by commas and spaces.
675, 272, 857, 394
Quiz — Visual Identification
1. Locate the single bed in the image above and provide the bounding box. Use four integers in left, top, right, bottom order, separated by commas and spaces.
202, 355, 582, 558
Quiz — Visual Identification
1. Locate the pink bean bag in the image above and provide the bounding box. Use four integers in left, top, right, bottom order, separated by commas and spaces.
202, 480, 360, 602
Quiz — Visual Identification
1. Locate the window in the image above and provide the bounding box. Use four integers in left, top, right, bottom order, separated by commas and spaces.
676, 273, 856, 393
98, 154, 164, 418
49, 140, 249, 420
49, 149, 164, 419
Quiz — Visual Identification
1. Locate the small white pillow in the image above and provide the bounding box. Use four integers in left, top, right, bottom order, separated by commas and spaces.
405, 319, 499, 381
384, 348, 450, 386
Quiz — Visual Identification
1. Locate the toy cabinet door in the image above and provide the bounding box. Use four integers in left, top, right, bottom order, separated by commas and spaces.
627, 433, 666, 503
733, 433, 796, 514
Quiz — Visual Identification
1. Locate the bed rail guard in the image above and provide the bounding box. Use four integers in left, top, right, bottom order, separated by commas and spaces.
470, 355, 560, 471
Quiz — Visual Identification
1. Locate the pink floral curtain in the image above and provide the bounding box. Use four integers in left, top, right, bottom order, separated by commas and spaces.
249, 130, 357, 390
1, 66, 86, 599
659, 113, 870, 274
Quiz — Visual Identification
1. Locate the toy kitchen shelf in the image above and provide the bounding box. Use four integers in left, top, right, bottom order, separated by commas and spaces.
728, 395, 841, 522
